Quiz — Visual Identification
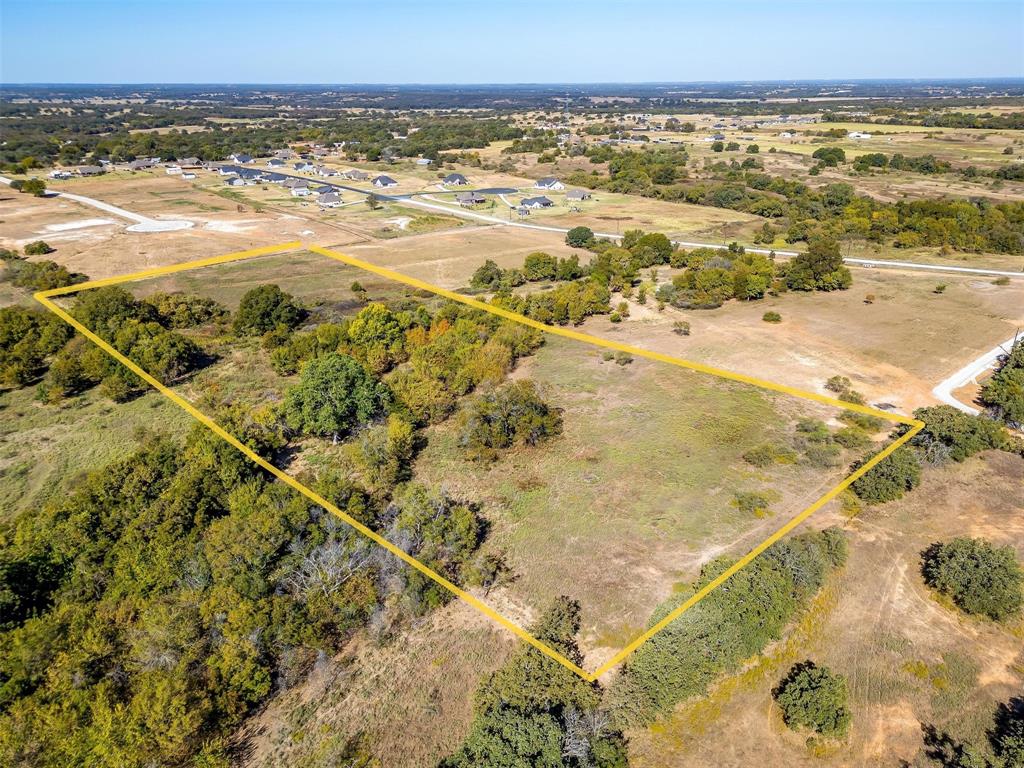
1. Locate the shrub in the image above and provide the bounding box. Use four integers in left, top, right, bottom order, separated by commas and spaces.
614, 351, 633, 366
23, 240, 54, 256
457, 379, 562, 461
762, 311, 782, 323
743, 443, 796, 467
773, 661, 851, 738
922, 538, 1023, 620
850, 445, 921, 504
672, 320, 690, 336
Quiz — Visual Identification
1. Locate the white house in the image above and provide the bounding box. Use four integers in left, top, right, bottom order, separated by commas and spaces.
778, 131, 795, 138
316, 165, 339, 177
416, 158, 433, 166
165, 165, 183, 175
520, 196, 553, 209
224, 176, 245, 187
848, 131, 872, 140
318, 191, 342, 207
566, 189, 592, 201
229, 153, 253, 164
181, 171, 197, 180
442, 173, 469, 186
48, 169, 73, 179
534, 177, 565, 191
373, 175, 398, 188
266, 158, 286, 168
291, 186, 312, 197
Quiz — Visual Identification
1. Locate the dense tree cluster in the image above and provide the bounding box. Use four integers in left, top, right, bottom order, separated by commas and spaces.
922, 538, 1023, 621
0, 306, 72, 388
1, 253, 86, 292
850, 445, 922, 504
910, 405, 1009, 464
232, 284, 305, 337
981, 340, 1024, 427
608, 528, 847, 726
568, 147, 1024, 254
442, 597, 628, 768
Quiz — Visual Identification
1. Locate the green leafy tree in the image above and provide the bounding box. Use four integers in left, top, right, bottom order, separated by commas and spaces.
523, 251, 558, 281
785, 238, 852, 291
922, 538, 1023, 620
850, 445, 921, 504
232, 284, 304, 336
470, 259, 504, 291
565, 226, 595, 248
910, 406, 1007, 463
284, 352, 390, 441
457, 379, 563, 461
773, 661, 851, 738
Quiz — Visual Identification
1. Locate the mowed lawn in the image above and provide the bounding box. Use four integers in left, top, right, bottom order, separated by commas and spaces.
412, 334, 847, 661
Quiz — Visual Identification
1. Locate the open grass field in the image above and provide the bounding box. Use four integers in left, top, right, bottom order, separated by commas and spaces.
628, 450, 1024, 767
411, 334, 858, 667
0, 386, 192, 523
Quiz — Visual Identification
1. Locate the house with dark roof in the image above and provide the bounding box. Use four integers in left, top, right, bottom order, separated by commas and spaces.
318, 191, 342, 208
520, 196, 554, 209
266, 158, 286, 168
129, 159, 158, 171
373, 175, 398, 188
534, 177, 565, 191
442, 173, 469, 186
294, 161, 316, 173
224, 176, 246, 187
264, 173, 287, 184
230, 153, 253, 164
217, 165, 242, 176
282, 178, 309, 190
456, 191, 486, 206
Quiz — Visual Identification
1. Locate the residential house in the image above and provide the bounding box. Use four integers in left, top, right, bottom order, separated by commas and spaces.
179, 157, 202, 168
344, 169, 370, 181
48, 170, 73, 180
456, 191, 485, 206
778, 131, 795, 138
848, 131, 872, 140
373, 175, 398, 188
266, 158, 286, 168
165, 165, 183, 175
224, 176, 246, 187
129, 158, 157, 171
229, 153, 253, 164
534, 177, 565, 191
181, 171, 197, 180
76, 165, 105, 176
317, 191, 342, 208
442, 173, 469, 186
415, 158, 433, 166
294, 161, 316, 173
520, 196, 553, 209
291, 186, 312, 197
217, 165, 241, 176
566, 189, 592, 201
315, 165, 339, 177
273, 149, 295, 159
282, 178, 309, 190
238, 169, 263, 182
264, 173, 287, 184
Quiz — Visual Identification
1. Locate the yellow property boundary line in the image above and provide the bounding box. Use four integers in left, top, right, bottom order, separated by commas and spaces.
35, 241, 925, 681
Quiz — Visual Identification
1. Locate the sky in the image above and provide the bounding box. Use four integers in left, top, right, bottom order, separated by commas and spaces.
2, 0, 1022, 84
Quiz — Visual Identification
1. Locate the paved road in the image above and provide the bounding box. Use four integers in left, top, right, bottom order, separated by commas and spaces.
931, 333, 1020, 415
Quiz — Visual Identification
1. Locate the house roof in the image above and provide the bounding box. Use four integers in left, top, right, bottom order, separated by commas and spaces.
318, 192, 341, 203
536, 176, 560, 186
443, 173, 468, 184
566, 189, 590, 199
521, 196, 553, 207
232, 153, 253, 162
373, 175, 397, 185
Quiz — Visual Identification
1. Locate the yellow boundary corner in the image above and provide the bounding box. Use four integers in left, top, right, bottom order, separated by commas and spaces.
35, 241, 925, 682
